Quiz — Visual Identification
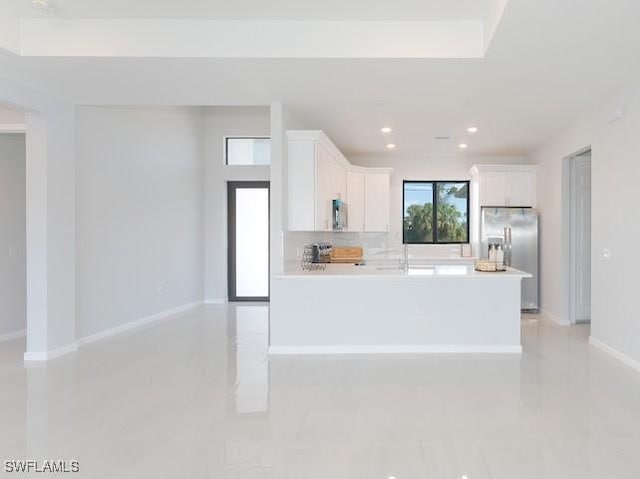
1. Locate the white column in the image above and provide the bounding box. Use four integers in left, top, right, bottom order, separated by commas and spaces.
24, 109, 77, 360
269, 102, 285, 280
24, 114, 48, 356
0, 78, 77, 361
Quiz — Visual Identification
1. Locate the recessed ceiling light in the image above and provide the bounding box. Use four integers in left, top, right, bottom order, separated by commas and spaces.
381, 127, 392, 134
459, 143, 469, 149
386, 143, 396, 150
466, 127, 478, 133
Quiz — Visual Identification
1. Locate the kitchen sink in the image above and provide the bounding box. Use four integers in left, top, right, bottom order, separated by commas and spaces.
376, 264, 436, 271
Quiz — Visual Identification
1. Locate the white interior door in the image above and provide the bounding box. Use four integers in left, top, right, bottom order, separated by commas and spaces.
228, 182, 270, 301
572, 153, 591, 322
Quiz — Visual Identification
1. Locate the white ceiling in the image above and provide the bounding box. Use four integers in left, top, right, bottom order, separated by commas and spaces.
1, 0, 639, 157
7, 0, 493, 20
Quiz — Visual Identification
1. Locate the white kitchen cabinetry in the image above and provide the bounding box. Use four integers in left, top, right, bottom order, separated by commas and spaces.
507, 170, 536, 207
288, 130, 392, 232
314, 143, 345, 231
346, 171, 365, 232
469, 164, 538, 250
470, 165, 537, 208
364, 173, 390, 232
478, 171, 508, 206
287, 138, 316, 231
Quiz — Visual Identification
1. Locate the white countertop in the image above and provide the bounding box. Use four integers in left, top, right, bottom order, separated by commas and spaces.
277, 263, 532, 280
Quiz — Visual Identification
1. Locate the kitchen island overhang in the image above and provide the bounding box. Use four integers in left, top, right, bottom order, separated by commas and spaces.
270, 265, 532, 355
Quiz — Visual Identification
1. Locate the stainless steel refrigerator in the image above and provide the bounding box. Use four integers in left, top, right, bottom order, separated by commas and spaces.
481, 207, 539, 311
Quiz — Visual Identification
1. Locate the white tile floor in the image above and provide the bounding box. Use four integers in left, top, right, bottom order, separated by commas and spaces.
2, 305, 640, 478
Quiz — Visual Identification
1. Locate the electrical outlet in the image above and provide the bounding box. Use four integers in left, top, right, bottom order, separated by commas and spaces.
157, 285, 165, 295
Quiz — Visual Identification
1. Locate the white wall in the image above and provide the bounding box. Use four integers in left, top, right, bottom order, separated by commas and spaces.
203, 107, 270, 302
530, 82, 640, 365
76, 107, 205, 338
0, 133, 26, 338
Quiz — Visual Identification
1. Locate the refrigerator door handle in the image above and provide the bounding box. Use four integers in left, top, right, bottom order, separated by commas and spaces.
506, 226, 513, 266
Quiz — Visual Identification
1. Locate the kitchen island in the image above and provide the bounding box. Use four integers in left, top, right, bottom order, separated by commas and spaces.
270, 264, 531, 354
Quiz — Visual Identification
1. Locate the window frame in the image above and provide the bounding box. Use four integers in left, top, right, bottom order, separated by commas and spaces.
224, 136, 271, 166
402, 180, 470, 245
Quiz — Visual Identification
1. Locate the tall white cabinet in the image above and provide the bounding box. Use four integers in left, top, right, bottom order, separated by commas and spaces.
288, 131, 392, 232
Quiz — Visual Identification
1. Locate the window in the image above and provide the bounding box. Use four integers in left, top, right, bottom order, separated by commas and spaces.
225, 137, 271, 165
403, 180, 469, 244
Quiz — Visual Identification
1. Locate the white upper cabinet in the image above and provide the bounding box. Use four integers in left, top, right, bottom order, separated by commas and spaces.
477, 170, 508, 206
470, 165, 537, 208
346, 171, 365, 232
468, 164, 537, 248
507, 170, 537, 207
314, 143, 337, 231
287, 131, 392, 232
287, 138, 316, 231
364, 173, 391, 232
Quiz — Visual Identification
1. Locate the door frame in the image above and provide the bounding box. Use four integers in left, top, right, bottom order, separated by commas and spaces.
569, 151, 591, 323
562, 147, 592, 324
227, 181, 271, 302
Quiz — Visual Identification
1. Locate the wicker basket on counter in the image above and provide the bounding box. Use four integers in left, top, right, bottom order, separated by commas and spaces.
474, 260, 508, 272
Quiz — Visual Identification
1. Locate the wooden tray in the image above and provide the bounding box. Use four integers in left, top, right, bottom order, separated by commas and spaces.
330, 247, 363, 264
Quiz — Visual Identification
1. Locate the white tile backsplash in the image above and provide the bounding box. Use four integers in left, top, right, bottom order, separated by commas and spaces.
284, 231, 465, 263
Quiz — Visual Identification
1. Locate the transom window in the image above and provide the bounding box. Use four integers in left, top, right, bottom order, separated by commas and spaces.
225, 137, 271, 165
403, 180, 470, 244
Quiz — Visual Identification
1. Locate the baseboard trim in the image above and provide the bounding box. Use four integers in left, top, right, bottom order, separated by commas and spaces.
589, 336, 640, 374
21, 301, 203, 362
0, 329, 26, 343
78, 301, 203, 346
540, 309, 570, 326
204, 298, 227, 305
24, 342, 79, 362
269, 344, 522, 355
